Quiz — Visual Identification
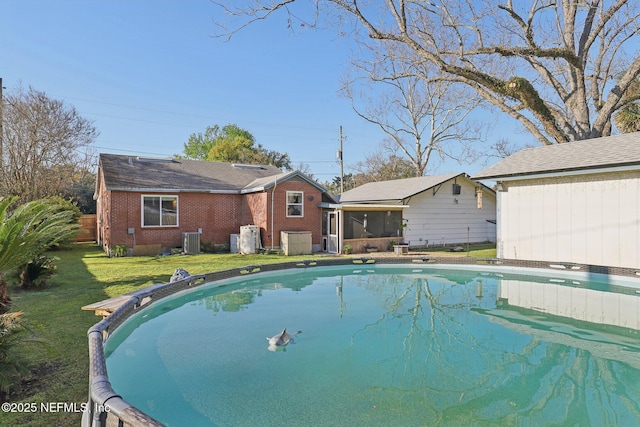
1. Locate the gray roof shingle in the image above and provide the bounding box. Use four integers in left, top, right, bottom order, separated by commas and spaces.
339, 173, 466, 203
473, 132, 640, 180
99, 153, 284, 192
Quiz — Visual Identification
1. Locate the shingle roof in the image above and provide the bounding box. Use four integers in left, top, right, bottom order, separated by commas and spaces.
243, 170, 331, 194
473, 132, 640, 180
99, 153, 284, 192
339, 173, 466, 203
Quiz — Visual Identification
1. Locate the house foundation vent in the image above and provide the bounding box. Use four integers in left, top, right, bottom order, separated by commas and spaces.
182, 232, 201, 255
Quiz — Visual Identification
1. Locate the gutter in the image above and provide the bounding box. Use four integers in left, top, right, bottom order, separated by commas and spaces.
473, 163, 640, 182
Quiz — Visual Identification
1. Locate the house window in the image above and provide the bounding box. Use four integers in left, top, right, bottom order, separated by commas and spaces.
286, 191, 303, 217
142, 195, 178, 227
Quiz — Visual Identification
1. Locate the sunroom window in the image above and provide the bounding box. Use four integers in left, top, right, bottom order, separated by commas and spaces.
142, 195, 178, 227
286, 191, 303, 217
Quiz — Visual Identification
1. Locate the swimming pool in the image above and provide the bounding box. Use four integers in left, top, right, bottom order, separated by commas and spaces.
103, 264, 640, 426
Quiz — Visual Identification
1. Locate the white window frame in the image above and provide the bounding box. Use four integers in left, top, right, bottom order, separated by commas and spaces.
286, 191, 304, 218
142, 195, 179, 227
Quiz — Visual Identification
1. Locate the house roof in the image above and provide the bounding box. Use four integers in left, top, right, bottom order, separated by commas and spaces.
473, 132, 640, 180
338, 173, 486, 203
243, 170, 332, 195
98, 153, 291, 193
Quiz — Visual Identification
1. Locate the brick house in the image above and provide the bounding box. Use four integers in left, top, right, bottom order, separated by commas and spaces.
95, 154, 334, 256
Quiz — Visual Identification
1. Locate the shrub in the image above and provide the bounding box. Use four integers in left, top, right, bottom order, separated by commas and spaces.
7, 255, 58, 289
0, 311, 50, 395
111, 245, 129, 257
43, 196, 82, 250
201, 241, 230, 254
200, 241, 216, 254
0, 196, 80, 312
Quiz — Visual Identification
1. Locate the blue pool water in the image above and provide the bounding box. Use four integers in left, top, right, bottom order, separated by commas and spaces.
105, 265, 640, 426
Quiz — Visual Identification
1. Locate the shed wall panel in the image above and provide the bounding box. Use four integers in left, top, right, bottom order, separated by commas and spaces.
497, 171, 640, 268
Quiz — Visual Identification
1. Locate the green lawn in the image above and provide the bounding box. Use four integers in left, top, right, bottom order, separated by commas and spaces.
1, 242, 495, 426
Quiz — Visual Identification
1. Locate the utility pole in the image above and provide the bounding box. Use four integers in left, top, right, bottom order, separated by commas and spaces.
338, 125, 344, 194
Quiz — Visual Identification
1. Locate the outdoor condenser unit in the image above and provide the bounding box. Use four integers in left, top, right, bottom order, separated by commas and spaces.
182, 232, 201, 255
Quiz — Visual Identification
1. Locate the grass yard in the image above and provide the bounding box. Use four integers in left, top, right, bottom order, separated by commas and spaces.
1, 242, 495, 426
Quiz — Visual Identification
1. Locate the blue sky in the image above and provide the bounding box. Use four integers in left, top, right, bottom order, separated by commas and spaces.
2, 0, 522, 181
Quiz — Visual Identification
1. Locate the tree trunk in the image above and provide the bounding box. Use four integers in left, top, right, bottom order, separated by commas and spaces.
0, 274, 11, 314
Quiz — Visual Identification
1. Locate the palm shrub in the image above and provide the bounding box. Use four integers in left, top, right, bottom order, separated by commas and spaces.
7, 254, 58, 289
0, 311, 50, 395
0, 196, 79, 312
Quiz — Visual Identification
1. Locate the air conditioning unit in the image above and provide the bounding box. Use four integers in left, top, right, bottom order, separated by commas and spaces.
182, 232, 201, 255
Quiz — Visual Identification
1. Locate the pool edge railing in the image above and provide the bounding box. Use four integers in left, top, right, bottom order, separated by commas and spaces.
83, 256, 640, 427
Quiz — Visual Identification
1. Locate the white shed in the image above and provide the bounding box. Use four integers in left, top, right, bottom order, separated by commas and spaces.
338, 173, 496, 247
473, 133, 640, 269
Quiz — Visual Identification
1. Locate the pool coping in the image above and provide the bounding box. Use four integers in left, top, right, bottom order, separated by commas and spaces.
82, 256, 640, 426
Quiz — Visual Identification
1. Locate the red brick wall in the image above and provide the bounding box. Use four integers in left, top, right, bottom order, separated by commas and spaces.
99, 178, 325, 253
243, 192, 269, 244
268, 179, 324, 247
106, 192, 247, 249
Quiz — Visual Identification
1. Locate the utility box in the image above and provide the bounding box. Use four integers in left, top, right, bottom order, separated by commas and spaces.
240, 225, 261, 254
182, 232, 201, 255
230, 234, 240, 253
280, 231, 312, 256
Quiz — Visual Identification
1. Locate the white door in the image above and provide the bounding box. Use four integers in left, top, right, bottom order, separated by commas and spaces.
328, 211, 339, 253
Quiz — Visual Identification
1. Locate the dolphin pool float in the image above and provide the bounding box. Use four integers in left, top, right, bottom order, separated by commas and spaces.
267, 328, 301, 351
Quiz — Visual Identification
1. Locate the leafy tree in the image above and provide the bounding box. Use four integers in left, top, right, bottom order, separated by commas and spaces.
216, 1, 640, 144
614, 78, 640, 133
324, 173, 356, 194
181, 125, 223, 160
59, 172, 98, 215
0, 197, 79, 312
0, 86, 97, 202
181, 124, 292, 170
615, 104, 640, 133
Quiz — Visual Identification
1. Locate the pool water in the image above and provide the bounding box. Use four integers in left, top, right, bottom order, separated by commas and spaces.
105, 266, 640, 426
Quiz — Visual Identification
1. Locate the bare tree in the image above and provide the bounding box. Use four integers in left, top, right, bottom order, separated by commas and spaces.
1, 86, 97, 202
343, 42, 485, 176
351, 142, 417, 184
214, 1, 640, 145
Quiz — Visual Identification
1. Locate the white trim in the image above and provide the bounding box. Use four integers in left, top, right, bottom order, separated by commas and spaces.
141, 194, 179, 228
488, 164, 640, 182
318, 203, 410, 210
286, 191, 304, 218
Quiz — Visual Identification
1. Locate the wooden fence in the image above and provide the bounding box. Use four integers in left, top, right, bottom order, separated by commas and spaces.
75, 214, 97, 242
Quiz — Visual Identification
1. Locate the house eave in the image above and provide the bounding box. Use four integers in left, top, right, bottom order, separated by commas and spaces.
319, 203, 409, 210
104, 187, 242, 194
474, 163, 640, 182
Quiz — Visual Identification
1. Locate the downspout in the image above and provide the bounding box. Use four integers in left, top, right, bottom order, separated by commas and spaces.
271, 176, 277, 251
